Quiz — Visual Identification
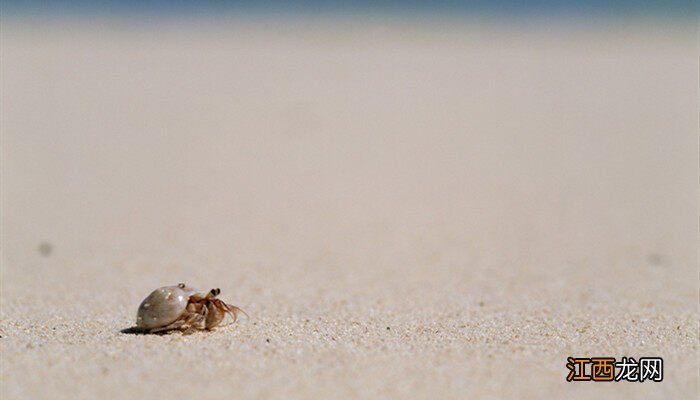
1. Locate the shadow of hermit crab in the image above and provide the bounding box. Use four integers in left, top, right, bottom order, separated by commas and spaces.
122, 284, 246, 335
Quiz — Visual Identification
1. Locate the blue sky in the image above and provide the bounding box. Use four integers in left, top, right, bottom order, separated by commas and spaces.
2, 0, 696, 17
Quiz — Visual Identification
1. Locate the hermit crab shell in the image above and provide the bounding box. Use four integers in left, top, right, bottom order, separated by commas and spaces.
136, 285, 202, 330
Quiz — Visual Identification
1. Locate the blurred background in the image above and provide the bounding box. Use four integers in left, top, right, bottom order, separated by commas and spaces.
1, 1, 697, 399
2, 0, 696, 301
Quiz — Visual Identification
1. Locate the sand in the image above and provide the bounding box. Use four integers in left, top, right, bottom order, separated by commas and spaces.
1, 17, 698, 399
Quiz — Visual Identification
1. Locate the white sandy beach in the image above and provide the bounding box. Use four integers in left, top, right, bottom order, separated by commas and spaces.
1, 17, 698, 399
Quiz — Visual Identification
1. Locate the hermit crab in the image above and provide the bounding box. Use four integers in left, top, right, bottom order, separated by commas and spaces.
135, 283, 246, 334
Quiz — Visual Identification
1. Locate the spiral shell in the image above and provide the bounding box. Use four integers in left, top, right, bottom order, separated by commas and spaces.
136, 284, 201, 330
